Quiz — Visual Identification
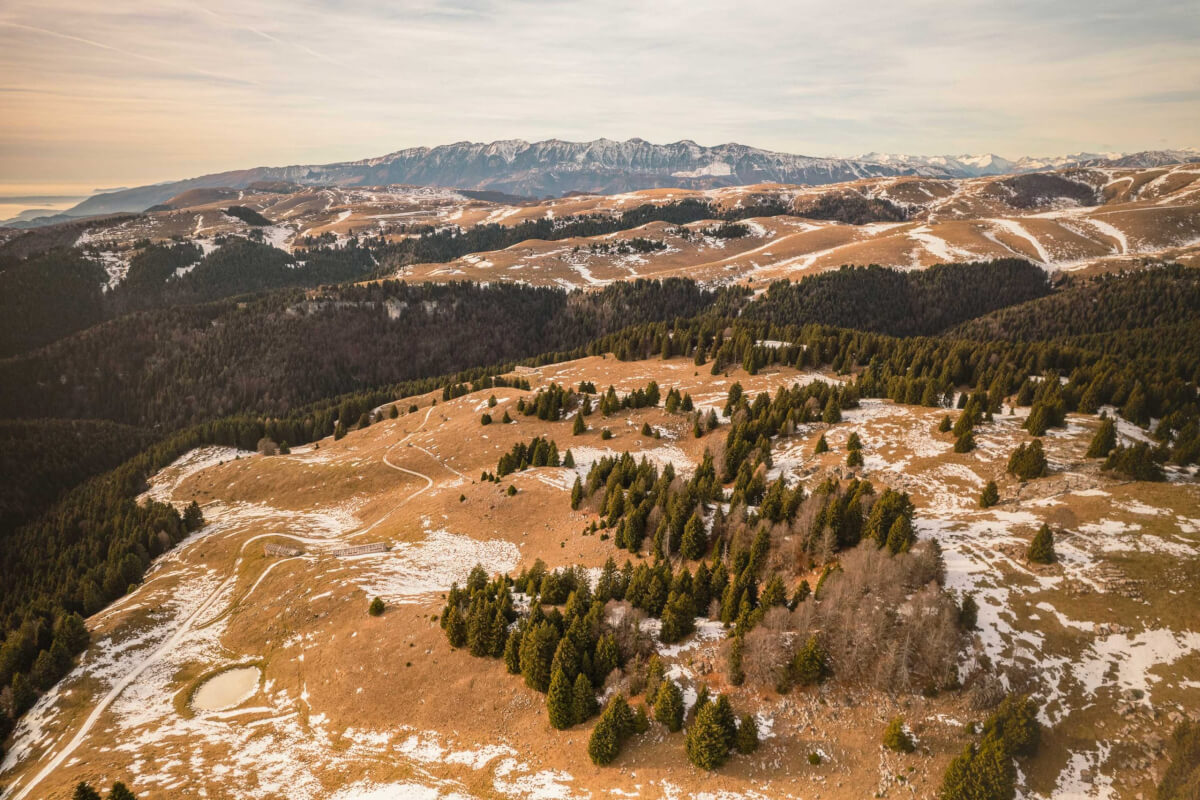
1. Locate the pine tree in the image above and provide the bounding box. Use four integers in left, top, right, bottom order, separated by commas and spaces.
980, 480, 999, 508
503, 627, 523, 674
573, 413, 586, 435
654, 680, 684, 732
734, 713, 759, 754
954, 430, 976, 453
883, 716, 915, 752
686, 701, 731, 770
1007, 440, 1047, 481
959, 593, 979, 630
938, 415, 952, 433
791, 635, 827, 686
108, 784, 137, 800
680, 511, 707, 560
1086, 417, 1117, 458
727, 634, 745, 686
572, 672, 597, 723
587, 714, 620, 766
984, 694, 1041, 758
563, 449, 575, 468
822, 396, 842, 424
520, 621, 559, 692
847, 449, 864, 467
444, 605, 467, 647
73, 783, 102, 800
644, 654, 665, 703
547, 666, 575, 729
570, 476, 584, 510
886, 514, 916, 554
712, 695, 738, 751
814, 434, 829, 454
1027, 523, 1056, 564
368, 597, 385, 616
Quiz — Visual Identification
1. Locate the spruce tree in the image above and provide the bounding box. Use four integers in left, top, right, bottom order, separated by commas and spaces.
954, 430, 976, 453
847, 449, 864, 467
822, 396, 842, 424
587, 714, 620, 766
680, 511, 707, 560
570, 477, 584, 510
368, 597, 385, 616
73, 784, 102, 800
547, 666, 575, 729
572, 672, 597, 723
520, 621, 558, 692
735, 714, 759, 754
980, 480, 999, 508
1027, 523, 1056, 564
814, 433, 829, 454
938, 415, 952, 433
727, 634, 745, 686
503, 628, 523, 674
654, 680, 684, 732
1086, 417, 1117, 458
686, 701, 731, 770
791, 635, 827, 686
886, 514, 916, 554
712, 695, 738, 751
573, 413, 586, 435
108, 784, 137, 800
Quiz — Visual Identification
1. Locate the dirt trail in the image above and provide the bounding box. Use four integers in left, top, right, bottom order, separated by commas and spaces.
7, 406, 445, 800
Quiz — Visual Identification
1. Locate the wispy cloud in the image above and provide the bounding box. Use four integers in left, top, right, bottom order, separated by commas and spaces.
0, 0, 1196, 190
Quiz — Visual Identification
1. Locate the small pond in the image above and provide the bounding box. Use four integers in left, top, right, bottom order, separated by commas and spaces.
191, 666, 261, 712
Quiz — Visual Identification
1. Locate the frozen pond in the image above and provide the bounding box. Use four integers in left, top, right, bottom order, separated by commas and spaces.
191, 666, 261, 712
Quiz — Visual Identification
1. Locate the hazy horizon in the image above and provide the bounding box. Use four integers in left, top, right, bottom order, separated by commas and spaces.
3, 0, 1199, 196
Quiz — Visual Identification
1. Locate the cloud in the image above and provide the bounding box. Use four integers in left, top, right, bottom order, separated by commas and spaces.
0, 0, 1196, 189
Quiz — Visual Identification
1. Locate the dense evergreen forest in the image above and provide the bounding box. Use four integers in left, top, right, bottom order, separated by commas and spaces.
742, 259, 1052, 336
0, 278, 723, 428
0, 420, 154, 536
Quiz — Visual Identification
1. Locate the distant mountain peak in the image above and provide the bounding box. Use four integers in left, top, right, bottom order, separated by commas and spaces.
55, 138, 1200, 220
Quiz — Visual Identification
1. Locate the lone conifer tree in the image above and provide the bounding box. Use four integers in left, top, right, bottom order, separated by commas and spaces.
573, 413, 586, 435
686, 701, 731, 770
1027, 523, 1056, 564
814, 434, 829, 454
980, 480, 999, 508
368, 597, 385, 616
587, 714, 619, 765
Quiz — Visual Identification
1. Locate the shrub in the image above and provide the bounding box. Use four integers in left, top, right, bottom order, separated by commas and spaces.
368, 597, 385, 616
883, 715, 915, 752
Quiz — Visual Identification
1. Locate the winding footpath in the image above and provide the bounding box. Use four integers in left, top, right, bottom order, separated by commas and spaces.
7, 406, 444, 799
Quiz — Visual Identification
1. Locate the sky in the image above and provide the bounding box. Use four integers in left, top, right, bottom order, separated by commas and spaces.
1, 0, 1198, 198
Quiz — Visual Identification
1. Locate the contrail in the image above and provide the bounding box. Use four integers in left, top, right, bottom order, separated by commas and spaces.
0, 20, 257, 86
194, 5, 351, 68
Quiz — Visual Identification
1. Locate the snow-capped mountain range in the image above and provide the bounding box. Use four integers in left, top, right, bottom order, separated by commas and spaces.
59, 139, 1200, 219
